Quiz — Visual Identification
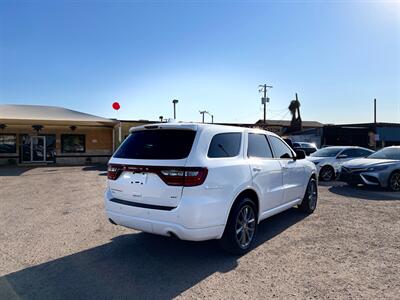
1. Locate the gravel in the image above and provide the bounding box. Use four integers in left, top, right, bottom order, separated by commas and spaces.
0, 166, 399, 299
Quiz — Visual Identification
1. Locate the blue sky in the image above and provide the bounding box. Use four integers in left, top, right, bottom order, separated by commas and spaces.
0, 0, 399, 124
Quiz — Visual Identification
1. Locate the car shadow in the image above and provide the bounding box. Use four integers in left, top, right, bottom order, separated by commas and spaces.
0, 165, 108, 177
328, 184, 400, 201
82, 164, 108, 176
0, 209, 306, 300
0, 166, 34, 176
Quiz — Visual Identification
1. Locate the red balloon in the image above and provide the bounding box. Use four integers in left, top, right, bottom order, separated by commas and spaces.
112, 102, 120, 110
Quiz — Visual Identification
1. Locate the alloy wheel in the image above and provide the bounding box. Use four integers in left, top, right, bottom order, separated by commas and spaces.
308, 181, 318, 210
390, 173, 400, 191
235, 205, 256, 249
321, 167, 334, 181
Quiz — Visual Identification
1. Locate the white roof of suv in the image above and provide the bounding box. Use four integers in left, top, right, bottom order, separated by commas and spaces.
129, 122, 279, 136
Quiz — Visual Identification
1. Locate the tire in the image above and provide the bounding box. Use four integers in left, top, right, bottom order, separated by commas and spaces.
298, 178, 318, 213
388, 171, 400, 192
219, 196, 258, 255
319, 166, 335, 181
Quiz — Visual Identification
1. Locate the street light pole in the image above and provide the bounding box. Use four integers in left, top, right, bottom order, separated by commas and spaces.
172, 99, 179, 119
199, 110, 208, 123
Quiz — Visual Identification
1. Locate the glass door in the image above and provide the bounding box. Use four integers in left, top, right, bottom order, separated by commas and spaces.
31, 136, 46, 162
21, 135, 32, 162
20, 135, 47, 162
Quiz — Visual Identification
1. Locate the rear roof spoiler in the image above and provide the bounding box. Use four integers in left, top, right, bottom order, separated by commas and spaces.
129, 123, 198, 133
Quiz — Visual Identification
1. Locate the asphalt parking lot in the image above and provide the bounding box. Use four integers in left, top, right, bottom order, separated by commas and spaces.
0, 166, 399, 299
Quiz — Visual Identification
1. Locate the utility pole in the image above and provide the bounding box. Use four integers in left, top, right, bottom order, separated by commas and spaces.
172, 99, 179, 119
374, 98, 377, 124
258, 84, 273, 124
199, 110, 208, 123
211, 114, 214, 124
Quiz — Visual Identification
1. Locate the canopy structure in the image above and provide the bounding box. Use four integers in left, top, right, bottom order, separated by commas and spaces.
0, 104, 118, 127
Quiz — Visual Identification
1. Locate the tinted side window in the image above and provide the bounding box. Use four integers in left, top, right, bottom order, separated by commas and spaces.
248, 133, 273, 158
208, 133, 242, 158
341, 149, 363, 157
357, 149, 373, 157
269, 136, 293, 159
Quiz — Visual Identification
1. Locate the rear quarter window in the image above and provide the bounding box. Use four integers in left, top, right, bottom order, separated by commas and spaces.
208, 133, 242, 158
114, 129, 196, 159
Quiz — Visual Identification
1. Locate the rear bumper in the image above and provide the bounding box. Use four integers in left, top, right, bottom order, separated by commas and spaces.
106, 210, 224, 241
104, 188, 226, 241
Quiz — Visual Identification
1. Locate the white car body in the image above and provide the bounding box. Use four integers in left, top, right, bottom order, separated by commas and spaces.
104, 123, 317, 244
306, 146, 374, 181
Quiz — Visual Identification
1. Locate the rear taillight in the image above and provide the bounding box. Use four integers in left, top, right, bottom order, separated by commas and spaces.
159, 168, 208, 187
107, 164, 123, 180
107, 164, 207, 186
182, 168, 208, 186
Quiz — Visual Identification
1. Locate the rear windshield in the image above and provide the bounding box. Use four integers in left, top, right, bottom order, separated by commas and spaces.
114, 129, 196, 160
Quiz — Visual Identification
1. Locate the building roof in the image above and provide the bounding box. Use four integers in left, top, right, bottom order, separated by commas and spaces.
0, 104, 117, 126
255, 119, 324, 128
325, 122, 400, 128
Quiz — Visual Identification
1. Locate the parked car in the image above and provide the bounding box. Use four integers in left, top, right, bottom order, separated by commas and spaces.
340, 146, 400, 191
307, 146, 374, 181
105, 123, 318, 254
292, 142, 318, 156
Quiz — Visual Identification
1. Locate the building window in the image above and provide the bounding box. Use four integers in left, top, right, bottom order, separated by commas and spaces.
61, 134, 86, 153
0, 134, 17, 153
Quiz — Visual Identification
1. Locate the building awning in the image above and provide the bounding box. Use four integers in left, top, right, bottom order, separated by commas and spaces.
0, 104, 118, 127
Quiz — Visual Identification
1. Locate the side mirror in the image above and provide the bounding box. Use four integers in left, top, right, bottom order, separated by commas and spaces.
294, 150, 306, 160
337, 154, 348, 159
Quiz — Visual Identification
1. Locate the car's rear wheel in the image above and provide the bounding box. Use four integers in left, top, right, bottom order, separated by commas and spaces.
388, 171, 400, 191
320, 166, 335, 181
219, 196, 257, 255
298, 178, 318, 213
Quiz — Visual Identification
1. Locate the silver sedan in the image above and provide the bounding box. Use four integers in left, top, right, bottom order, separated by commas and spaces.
340, 146, 400, 191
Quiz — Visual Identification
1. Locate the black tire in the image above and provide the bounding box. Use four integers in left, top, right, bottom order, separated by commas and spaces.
219, 196, 258, 255
298, 178, 318, 213
319, 166, 335, 181
388, 171, 400, 192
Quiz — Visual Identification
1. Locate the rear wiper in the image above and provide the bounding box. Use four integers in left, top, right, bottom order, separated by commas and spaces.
218, 144, 230, 157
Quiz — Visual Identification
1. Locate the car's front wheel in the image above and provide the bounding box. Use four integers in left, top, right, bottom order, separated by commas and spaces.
298, 178, 318, 213
219, 196, 257, 255
388, 171, 400, 191
319, 166, 335, 181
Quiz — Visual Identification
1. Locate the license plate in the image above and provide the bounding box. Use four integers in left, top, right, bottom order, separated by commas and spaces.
129, 172, 148, 185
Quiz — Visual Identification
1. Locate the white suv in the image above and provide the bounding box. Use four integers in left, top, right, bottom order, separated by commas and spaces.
105, 123, 318, 254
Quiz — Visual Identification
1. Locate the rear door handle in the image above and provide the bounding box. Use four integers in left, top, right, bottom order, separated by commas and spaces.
252, 167, 262, 172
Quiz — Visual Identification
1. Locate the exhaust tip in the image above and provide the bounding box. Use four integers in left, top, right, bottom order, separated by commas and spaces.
108, 218, 117, 225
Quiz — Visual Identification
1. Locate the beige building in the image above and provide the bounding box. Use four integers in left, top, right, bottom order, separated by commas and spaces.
0, 104, 117, 165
